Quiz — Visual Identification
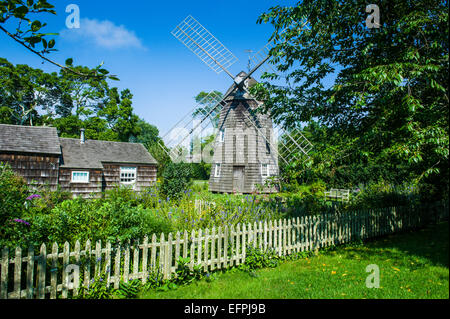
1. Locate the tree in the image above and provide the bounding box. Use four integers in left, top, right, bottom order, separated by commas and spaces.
193, 90, 223, 128
254, 0, 449, 199
0, 0, 118, 80
0, 57, 58, 125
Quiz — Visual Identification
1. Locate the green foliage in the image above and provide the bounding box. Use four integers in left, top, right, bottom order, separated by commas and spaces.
115, 279, 142, 299
160, 162, 193, 201
173, 257, 203, 286
254, 0, 449, 201
0, 163, 30, 247
240, 246, 280, 273
77, 272, 114, 299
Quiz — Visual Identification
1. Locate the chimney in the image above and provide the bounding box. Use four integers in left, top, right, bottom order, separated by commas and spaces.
80, 128, 85, 144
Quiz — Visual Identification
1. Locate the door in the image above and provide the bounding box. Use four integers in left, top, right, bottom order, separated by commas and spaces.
233, 166, 245, 193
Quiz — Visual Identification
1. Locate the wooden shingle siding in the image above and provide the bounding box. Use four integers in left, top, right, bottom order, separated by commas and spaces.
58, 168, 103, 198
0, 153, 60, 190
209, 95, 278, 194
102, 164, 157, 193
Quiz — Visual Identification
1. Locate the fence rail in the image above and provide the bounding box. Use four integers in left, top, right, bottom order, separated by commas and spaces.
1, 201, 448, 299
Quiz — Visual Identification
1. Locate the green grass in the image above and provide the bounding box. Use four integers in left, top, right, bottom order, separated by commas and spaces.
140, 221, 449, 299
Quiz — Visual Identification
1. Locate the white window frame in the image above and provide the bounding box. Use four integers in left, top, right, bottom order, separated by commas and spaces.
120, 166, 137, 185
214, 163, 221, 178
261, 164, 270, 178
219, 128, 225, 143
71, 171, 89, 183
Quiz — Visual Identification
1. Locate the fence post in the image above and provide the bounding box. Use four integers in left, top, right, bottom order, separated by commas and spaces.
142, 237, 148, 284
36, 244, 46, 299
1, 247, 8, 299
114, 242, 121, 289
123, 241, 130, 283
50, 243, 58, 299
166, 233, 172, 279
210, 227, 216, 271
203, 229, 209, 272
217, 226, 222, 269
84, 240, 91, 289
73, 241, 81, 296
224, 226, 229, 269
62, 242, 70, 299
197, 230, 202, 270
189, 230, 195, 271
104, 241, 111, 287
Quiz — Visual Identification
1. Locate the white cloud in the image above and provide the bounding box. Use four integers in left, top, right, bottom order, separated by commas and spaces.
61, 18, 145, 50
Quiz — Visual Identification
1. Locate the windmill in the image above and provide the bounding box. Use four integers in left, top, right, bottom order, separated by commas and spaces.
159, 15, 313, 194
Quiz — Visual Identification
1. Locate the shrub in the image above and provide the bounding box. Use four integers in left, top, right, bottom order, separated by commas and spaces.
0, 163, 30, 247
160, 163, 192, 200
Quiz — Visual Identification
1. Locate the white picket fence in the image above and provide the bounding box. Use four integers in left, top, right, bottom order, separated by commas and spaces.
0, 201, 448, 299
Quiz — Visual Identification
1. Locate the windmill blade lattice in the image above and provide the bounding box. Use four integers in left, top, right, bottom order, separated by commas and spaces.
158, 91, 226, 162
172, 15, 238, 76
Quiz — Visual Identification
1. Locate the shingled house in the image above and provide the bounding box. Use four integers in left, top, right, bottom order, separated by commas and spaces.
0, 124, 158, 197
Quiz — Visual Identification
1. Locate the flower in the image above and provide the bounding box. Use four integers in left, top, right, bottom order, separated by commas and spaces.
26, 194, 41, 201
12, 218, 30, 226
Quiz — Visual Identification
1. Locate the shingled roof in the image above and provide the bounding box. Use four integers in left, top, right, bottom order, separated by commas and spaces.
59, 138, 157, 169
0, 124, 61, 155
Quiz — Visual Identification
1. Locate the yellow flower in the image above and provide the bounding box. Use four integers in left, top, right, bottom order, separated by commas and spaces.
331, 271, 336, 275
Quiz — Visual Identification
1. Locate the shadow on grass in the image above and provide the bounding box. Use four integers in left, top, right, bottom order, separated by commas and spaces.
337, 221, 449, 269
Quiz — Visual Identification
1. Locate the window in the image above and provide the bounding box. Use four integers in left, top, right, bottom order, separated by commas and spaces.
214, 163, 221, 177
120, 167, 137, 184
71, 171, 89, 183
219, 128, 225, 142
261, 164, 270, 178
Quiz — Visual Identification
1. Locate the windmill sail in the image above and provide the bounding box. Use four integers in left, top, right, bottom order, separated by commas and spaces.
158, 91, 226, 163
172, 15, 238, 77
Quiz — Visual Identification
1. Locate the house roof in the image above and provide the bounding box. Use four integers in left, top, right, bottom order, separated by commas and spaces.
59, 138, 157, 169
0, 124, 61, 155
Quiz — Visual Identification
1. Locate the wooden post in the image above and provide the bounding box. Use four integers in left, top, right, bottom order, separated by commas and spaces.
166, 233, 172, 279
105, 241, 111, 287
211, 227, 216, 271
132, 243, 139, 280
84, 240, 91, 289
49, 243, 58, 299
189, 230, 195, 271
223, 226, 228, 268
26, 246, 34, 299
36, 244, 46, 299
242, 224, 246, 263
1, 247, 8, 299
151, 234, 157, 273
217, 226, 222, 269
73, 241, 80, 296
142, 237, 148, 284
197, 230, 202, 269
62, 242, 70, 299
174, 232, 181, 272
114, 242, 121, 289
123, 242, 130, 283
203, 229, 209, 272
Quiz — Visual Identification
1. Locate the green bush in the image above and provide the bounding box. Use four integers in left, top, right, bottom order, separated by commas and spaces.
160, 162, 192, 201
0, 163, 30, 248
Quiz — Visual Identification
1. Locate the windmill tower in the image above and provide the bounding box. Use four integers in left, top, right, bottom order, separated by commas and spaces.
159, 16, 313, 194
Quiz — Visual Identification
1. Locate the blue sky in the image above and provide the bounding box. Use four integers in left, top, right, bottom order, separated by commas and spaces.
0, 0, 299, 135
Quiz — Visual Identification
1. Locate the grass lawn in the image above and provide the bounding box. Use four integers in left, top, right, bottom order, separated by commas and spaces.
139, 221, 449, 299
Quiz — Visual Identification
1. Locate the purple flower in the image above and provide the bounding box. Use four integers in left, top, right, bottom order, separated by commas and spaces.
12, 218, 30, 226
26, 194, 41, 201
